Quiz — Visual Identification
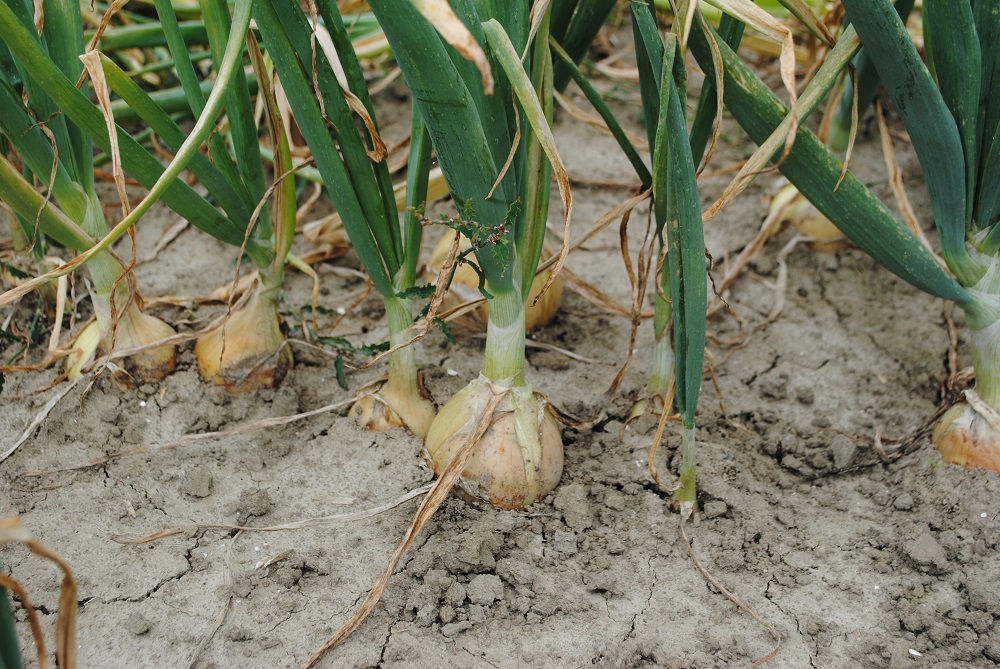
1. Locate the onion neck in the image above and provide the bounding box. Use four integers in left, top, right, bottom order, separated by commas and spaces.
672, 424, 697, 509
970, 317, 1000, 409
962, 258, 1000, 409
384, 294, 419, 395
483, 285, 526, 387
648, 291, 675, 400
257, 261, 284, 304
90, 266, 133, 337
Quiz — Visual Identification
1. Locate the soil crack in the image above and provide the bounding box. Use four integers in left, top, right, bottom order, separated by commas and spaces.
104, 540, 197, 605
375, 619, 398, 668
626, 556, 656, 641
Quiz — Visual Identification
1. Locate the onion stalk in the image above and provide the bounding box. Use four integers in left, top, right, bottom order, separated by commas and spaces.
424, 233, 563, 333
646, 294, 677, 413
0, 0, 177, 385
363, 0, 600, 508
348, 291, 437, 437
253, 0, 435, 434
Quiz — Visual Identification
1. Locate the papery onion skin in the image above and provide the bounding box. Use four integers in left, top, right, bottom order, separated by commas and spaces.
424, 376, 563, 510
933, 401, 1000, 472
194, 287, 291, 393
350, 377, 437, 438
70, 298, 178, 386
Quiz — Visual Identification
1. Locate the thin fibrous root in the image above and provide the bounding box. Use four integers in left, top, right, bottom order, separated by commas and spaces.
679, 510, 782, 668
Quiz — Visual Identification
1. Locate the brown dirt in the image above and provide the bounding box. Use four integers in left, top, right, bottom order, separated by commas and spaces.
2, 68, 999, 669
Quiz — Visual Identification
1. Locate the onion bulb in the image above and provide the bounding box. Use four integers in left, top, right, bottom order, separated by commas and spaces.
424, 375, 563, 510
350, 375, 437, 438
68, 296, 177, 386
65, 319, 101, 381
425, 235, 562, 332
770, 182, 847, 252
933, 396, 1000, 472
194, 284, 291, 392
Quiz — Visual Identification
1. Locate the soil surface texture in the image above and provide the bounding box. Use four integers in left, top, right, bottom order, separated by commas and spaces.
2, 52, 999, 669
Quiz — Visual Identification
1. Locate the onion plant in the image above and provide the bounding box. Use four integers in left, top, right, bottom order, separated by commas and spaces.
252, 0, 437, 436
627, 2, 708, 509
689, 1, 1000, 472
358, 0, 583, 510
629, 3, 712, 424
0, 0, 177, 385
551, 3, 717, 506
0, 0, 304, 392
153, 0, 297, 392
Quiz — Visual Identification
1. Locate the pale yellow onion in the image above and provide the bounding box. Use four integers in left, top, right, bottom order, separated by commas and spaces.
770, 182, 847, 251
349, 375, 437, 437
69, 297, 178, 385
65, 319, 101, 381
425, 234, 562, 331
424, 374, 563, 510
933, 398, 1000, 473
349, 295, 437, 437
194, 284, 291, 392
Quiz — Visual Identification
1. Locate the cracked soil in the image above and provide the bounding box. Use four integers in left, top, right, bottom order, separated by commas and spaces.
2, 68, 1000, 669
